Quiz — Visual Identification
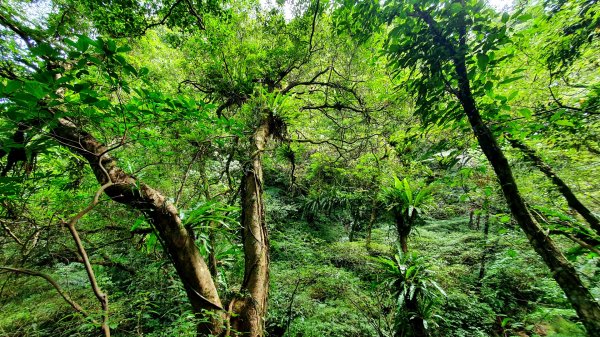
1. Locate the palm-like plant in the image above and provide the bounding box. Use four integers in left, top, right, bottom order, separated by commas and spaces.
380, 176, 431, 253
375, 249, 446, 337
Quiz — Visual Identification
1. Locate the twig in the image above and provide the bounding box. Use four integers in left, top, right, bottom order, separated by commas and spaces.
0, 221, 23, 246
0, 266, 90, 318
175, 149, 202, 206
284, 279, 302, 335
64, 180, 113, 337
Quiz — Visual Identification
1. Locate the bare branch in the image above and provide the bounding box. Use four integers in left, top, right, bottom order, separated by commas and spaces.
0, 266, 90, 317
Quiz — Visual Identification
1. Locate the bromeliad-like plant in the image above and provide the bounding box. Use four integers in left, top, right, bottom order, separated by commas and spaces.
380, 176, 431, 253
374, 249, 446, 337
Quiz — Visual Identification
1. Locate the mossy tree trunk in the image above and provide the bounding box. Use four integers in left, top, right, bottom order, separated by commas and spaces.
230, 119, 271, 336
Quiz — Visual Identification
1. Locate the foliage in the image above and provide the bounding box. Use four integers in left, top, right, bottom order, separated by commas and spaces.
373, 249, 446, 337
1, 0, 599, 336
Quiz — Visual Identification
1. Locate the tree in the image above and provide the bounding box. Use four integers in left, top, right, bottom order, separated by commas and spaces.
380, 176, 430, 253
341, 0, 600, 334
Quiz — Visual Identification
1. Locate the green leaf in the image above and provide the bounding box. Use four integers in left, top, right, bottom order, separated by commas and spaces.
484, 186, 492, 196
449, 3, 462, 14
517, 13, 533, 21
430, 280, 447, 297
117, 45, 132, 53
477, 53, 489, 70
76, 36, 92, 52
393, 175, 402, 189
130, 218, 145, 232
106, 39, 117, 53
403, 178, 413, 204
5, 80, 22, 93
24, 81, 45, 99
138, 67, 150, 77
555, 119, 575, 127
519, 108, 532, 118
499, 76, 524, 85
30, 43, 54, 57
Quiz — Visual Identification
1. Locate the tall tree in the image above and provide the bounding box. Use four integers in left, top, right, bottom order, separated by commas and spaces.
340, 0, 600, 334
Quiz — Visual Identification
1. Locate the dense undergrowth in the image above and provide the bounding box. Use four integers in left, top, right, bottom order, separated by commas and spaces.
1, 194, 593, 337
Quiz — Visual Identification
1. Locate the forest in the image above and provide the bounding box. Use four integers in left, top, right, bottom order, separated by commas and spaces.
0, 0, 599, 336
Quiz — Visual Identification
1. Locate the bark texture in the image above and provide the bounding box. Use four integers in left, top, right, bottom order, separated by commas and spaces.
508, 137, 600, 235
230, 120, 271, 336
49, 118, 224, 335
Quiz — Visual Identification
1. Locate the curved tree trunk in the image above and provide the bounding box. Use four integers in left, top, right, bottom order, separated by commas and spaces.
230, 119, 271, 336
450, 53, 600, 335
49, 119, 224, 335
508, 137, 600, 235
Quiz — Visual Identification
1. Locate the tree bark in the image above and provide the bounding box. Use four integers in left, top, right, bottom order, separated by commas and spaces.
404, 296, 428, 337
230, 119, 271, 336
508, 137, 600, 235
396, 215, 410, 254
49, 119, 224, 335
451, 52, 600, 335
366, 197, 377, 249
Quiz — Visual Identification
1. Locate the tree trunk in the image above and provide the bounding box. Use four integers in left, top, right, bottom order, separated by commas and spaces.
49, 119, 224, 335
400, 235, 408, 254
349, 208, 360, 242
396, 216, 410, 254
451, 54, 600, 335
349, 221, 357, 242
230, 119, 271, 336
508, 137, 600, 235
366, 197, 377, 249
477, 210, 490, 289
404, 296, 428, 337
468, 210, 474, 229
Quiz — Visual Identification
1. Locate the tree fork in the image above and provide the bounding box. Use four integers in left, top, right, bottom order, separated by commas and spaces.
49, 118, 225, 335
